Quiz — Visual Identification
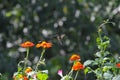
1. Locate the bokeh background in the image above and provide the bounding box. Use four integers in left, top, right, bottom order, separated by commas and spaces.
0, 0, 120, 80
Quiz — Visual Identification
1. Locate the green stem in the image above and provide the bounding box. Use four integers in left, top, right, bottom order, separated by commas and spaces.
74, 71, 79, 80
35, 48, 46, 71
98, 30, 104, 80
98, 32, 103, 43
40, 48, 46, 61
118, 68, 120, 74
68, 69, 73, 77
24, 48, 29, 70
96, 21, 114, 80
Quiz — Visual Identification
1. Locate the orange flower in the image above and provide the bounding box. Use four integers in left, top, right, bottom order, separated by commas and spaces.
13, 76, 16, 80
36, 41, 52, 48
25, 67, 32, 73
13, 74, 23, 80
116, 63, 120, 68
72, 61, 84, 71
21, 41, 34, 48
19, 74, 23, 78
23, 76, 28, 80
13, 74, 28, 80
69, 54, 80, 61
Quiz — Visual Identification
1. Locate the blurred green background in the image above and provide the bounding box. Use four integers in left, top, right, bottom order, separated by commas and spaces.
0, 0, 120, 80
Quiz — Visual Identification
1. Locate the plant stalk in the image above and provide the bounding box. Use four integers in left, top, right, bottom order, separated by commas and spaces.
24, 48, 29, 70
74, 71, 79, 80
35, 48, 46, 71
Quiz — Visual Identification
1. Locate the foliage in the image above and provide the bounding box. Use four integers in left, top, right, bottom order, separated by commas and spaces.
58, 54, 84, 80
0, 0, 120, 80
84, 21, 120, 80
13, 41, 51, 80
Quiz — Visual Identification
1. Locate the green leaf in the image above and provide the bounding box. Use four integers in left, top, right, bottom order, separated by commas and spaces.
94, 68, 102, 78
102, 40, 110, 50
84, 67, 92, 75
104, 51, 110, 57
103, 72, 113, 79
77, 0, 83, 3
112, 75, 120, 80
103, 36, 109, 40
37, 72, 48, 80
95, 52, 102, 57
96, 37, 101, 44
61, 75, 73, 80
84, 60, 94, 66
103, 57, 110, 63
17, 67, 22, 72
5, 12, 12, 17
102, 66, 112, 72
95, 58, 102, 64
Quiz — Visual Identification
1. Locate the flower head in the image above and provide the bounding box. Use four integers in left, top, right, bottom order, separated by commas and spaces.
116, 63, 120, 68
13, 74, 26, 80
72, 61, 84, 71
58, 70, 63, 77
19, 74, 23, 78
21, 41, 34, 48
25, 67, 32, 73
23, 76, 28, 80
36, 41, 52, 48
69, 54, 80, 61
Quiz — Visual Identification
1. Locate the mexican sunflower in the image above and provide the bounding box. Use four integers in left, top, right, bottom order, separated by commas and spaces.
72, 61, 84, 71
116, 63, 120, 68
25, 67, 32, 73
69, 54, 80, 61
36, 41, 52, 48
23, 76, 28, 80
13, 74, 28, 80
21, 41, 34, 48
13, 74, 23, 80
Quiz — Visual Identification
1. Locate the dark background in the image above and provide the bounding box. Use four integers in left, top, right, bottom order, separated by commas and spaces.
0, 0, 120, 80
